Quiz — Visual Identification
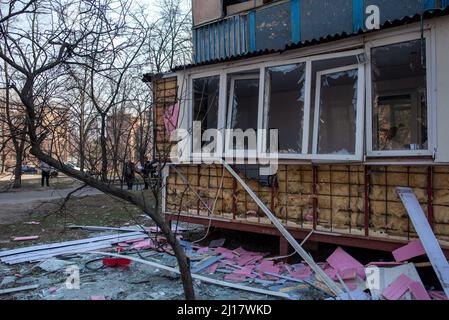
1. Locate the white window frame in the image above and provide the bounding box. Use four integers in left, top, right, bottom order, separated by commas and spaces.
224, 72, 262, 160
190, 72, 223, 162
184, 49, 367, 162
312, 64, 365, 161
261, 61, 310, 159
259, 49, 365, 161
365, 31, 435, 158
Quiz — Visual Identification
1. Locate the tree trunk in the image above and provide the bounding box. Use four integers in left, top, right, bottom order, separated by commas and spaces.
12, 148, 22, 189
100, 115, 108, 182
28, 145, 196, 299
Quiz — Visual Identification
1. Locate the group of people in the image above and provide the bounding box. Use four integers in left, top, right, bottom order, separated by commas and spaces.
122, 158, 159, 190
38, 159, 158, 190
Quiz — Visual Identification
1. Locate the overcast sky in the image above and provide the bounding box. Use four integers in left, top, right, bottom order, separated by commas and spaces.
145, 0, 191, 17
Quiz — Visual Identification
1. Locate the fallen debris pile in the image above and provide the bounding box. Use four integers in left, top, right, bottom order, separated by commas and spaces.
1, 224, 448, 301
0, 232, 148, 265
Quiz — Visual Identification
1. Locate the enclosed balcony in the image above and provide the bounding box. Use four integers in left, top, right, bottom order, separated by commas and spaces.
192, 0, 445, 64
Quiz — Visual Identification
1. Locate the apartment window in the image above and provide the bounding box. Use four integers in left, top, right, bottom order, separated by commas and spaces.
314, 66, 359, 155
310, 56, 365, 160
226, 70, 260, 155
370, 39, 429, 155
264, 63, 306, 154
192, 76, 220, 148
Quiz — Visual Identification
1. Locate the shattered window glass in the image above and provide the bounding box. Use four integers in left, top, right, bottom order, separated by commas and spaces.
227, 71, 260, 150
317, 68, 358, 155
371, 40, 428, 152
308, 56, 358, 154
265, 63, 306, 154
193, 76, 220, 147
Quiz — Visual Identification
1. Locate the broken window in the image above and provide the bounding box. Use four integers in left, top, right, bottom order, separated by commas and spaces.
314, 66, 359, 155
193, 76, 220, 148
264, 63, 306, 154
371, 40, 428, 152
226, 70, 260, 153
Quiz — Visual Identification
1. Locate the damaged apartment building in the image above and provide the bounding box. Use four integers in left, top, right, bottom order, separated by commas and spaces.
144, 0, 449, 257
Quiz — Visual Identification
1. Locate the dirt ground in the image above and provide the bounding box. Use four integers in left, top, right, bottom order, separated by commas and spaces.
0, 174, 81, 193
0, 192, 148, 248
0, 190, 297, 301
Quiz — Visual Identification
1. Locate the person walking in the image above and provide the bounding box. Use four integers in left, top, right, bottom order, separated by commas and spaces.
40, 161, 51, 187
123, 160, 135, 190
141, 157, 158, 190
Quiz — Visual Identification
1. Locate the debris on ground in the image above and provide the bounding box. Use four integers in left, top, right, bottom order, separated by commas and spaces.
1, 220, 448, 301
12, 236, 39, 242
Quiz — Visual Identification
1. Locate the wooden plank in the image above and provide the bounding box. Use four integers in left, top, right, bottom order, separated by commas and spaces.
0, 232, 145, 258
397, 187, 449, 297
220, 160, 343, 296
89, 251, 291, 299
0, 285, 39, 295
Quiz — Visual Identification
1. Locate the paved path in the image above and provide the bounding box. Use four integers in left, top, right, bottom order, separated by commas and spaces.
0, 187, 104, 204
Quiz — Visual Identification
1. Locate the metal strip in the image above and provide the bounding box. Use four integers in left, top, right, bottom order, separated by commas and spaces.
397, 187, 449, 296
0, 232, 144, 258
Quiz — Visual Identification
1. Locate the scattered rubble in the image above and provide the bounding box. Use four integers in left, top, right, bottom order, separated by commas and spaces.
1, 218, 448, 300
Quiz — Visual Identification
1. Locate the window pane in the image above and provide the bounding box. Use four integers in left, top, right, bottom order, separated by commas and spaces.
265, 63, 306, 153
371, 40, 428, 151
317, 68, 358, 155
228, 71, 260, 150
309, 56, 358, 153
193, 76, 220, 147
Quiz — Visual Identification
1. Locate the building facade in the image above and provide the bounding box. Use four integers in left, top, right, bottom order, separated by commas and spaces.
150, 1, 449, 255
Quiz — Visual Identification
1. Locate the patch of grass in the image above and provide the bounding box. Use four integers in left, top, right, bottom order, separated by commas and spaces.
0, 194, 154, 249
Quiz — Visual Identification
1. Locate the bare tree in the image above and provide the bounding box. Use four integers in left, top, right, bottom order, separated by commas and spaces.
0, 0, 195, 299
0, 58, 27, 188
149, 0, 192, 73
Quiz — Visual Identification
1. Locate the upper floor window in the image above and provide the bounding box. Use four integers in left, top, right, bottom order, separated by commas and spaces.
367, 36, 432, 157
226, 70, 260, 156
185, 32, 434, 162
264, 63, 306, 155
192, 75, 220, 150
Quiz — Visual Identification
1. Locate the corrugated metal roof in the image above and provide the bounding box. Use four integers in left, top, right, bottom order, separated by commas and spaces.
170, 7, 449, 72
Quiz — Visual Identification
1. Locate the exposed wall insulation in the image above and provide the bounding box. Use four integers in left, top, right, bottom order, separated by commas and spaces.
153, 77, 177, 159
165, 164, 449, 244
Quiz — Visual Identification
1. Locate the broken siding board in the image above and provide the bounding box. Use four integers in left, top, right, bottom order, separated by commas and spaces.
382, 274, 415, 300
397, 187, 449, 297
1, 233, 147, 264
392, 240, 426, 262
91, 251, 291, 299
408, 281, 431, 300
0, 285, 39, 295
0, 232, 145, 258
